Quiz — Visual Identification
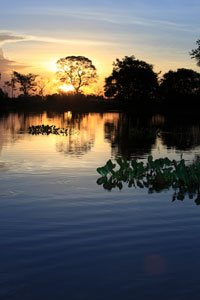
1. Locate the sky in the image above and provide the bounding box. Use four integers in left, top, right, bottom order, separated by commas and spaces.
0, 0, 200, 93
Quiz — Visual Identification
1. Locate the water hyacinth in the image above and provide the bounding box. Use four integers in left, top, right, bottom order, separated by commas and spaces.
28, 125, 78, 136
97, 156, 200, 204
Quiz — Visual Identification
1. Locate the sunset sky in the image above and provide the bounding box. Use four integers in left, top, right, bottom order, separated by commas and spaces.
1, 0, 200, 93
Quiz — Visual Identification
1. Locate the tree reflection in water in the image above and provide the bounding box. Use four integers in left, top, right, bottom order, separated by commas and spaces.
104, 114, 158, 160
1, 112, 200, 160
160, 116, 200, 151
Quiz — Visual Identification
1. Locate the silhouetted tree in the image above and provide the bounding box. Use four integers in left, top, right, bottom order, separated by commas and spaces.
104, 56, 158, 101
13, 71, 38, 96
56, 56, 97, 94
4, 74, 17, 98
190, 39, 200, 67
160, 69, 200, 96
36, 76, 50, 98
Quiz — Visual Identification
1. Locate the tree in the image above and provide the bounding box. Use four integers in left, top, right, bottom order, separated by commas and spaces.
160, 68, 200, 96
104, 56, 158, 101
190, 39, 200, 67
36, 76, 50, 98
56, 56, 97, 94
13, 71, 38, 96
4, 74, 17, 98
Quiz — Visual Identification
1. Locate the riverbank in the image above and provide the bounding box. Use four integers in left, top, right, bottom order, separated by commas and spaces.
1, 94, 200, 116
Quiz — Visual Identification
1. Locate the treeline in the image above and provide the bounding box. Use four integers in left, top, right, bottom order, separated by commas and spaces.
1, 39, 200, 114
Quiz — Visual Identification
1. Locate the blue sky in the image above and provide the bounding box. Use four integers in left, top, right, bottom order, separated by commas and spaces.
0, 0, 200, 90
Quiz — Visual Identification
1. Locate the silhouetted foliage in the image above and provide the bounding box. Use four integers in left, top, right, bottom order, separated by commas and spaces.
190, 39, 200, 67
13, 71, 38, 96
4, 74, 17, 98
160, 68, 200, 97
56, 56, 97, 94
28, 124, 81, 138
104, 56, 158, 101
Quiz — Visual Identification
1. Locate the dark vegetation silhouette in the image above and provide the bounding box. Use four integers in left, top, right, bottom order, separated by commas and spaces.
190, 39, 200, 67
104, 56, 158, 102
12, 71, 38, 96
0, 87, 5, 97
96, 155, 200, 204
160, 69, 200, 96
4, 73, 17, 98
1, 40, 200, 114
56, 56, 97, 94
159, 68, 200, 110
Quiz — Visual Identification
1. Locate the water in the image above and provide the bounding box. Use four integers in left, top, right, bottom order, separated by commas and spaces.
1, 112, 200, 299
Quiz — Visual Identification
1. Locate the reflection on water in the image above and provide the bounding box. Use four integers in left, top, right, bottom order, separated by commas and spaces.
104, 114, 157, 159
0, 112, 120, 160
2, 112, 200, 299
1, 112, 200, 159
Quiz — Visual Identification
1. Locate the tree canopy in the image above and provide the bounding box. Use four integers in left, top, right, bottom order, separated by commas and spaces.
104, 56, 158, 101
56, 56, 97, 94
190, 39, 200, 67
13, 71, 38, 96
160, 68, 200, 96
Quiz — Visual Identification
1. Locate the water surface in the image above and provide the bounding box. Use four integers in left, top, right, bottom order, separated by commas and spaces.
1, 112, 200, 299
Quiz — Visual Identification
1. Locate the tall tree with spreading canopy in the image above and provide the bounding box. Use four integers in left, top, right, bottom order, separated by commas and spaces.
13, 71, 38, 96
56, 56, 97, 94
104, 56, 158, 101
190, 39, 200, 67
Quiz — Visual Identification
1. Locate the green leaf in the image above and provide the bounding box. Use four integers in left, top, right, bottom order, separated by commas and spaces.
116, 158, 123, 167
97, 167, 108, 176
97, 177, 107, 185
106, 159, 116, 171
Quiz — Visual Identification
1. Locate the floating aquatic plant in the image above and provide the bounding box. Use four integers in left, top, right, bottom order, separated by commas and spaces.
28, 125, 78, 136
97, 156, 200, 204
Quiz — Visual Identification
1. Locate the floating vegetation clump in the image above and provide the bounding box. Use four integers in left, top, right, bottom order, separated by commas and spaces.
97, 156, 200, 204
28, 125, 78, 136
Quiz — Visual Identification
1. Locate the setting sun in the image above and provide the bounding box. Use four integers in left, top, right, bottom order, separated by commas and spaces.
58, 84, 74, 93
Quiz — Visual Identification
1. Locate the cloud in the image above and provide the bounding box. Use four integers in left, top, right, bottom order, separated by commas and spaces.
36, 7, 196, 33
30, 35, 117, 47
0, 48, 29, 75
0, 29, 117, 49
0, 32, 27, 46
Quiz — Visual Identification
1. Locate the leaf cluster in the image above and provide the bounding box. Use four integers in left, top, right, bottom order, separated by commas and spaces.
97, 156, 200, 204
190, 39, 200, 67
